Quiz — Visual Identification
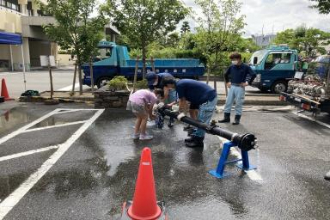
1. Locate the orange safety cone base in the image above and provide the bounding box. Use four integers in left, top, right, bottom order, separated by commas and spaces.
126, 147, 163, 220
1, 79, 13, 101
120, 201, 168, 220
128, 205, 161, 220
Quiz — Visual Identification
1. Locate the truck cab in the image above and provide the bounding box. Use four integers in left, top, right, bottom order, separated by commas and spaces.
250, 45, 299, 93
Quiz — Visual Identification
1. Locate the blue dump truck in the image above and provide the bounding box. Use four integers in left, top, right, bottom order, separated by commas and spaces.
82, 41, 205, 88
250, 45, 299, 93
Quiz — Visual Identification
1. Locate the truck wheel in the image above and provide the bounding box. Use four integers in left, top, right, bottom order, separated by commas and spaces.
271, 80, 287, 93
97, 77, 112, 89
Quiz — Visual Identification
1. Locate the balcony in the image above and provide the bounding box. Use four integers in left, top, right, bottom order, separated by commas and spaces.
21, 16, 55, 26
21, 16, 55, 39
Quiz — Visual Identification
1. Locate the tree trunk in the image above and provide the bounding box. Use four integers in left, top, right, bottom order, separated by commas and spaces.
224, 75, 228, 97
142, 43, 147, 79
206, 65, 210, 85
133, 56, 139, 93
48, 61, 54, 99
78, 58, 83, 95
90, 59, 94, 93
214, 51, 219, 90
71, 62, 77, 96
151, 57, 155, 73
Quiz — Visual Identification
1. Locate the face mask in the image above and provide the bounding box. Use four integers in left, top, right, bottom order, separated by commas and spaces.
232, 60, 238, 65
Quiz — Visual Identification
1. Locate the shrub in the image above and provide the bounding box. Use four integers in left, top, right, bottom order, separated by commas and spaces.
108, 76, 128, 90
135, 79, 148, 89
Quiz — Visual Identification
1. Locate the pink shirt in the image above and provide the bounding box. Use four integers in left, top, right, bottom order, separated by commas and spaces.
129, 89, 157, 106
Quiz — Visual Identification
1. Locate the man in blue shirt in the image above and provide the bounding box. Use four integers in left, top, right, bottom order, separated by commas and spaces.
163, 78, 217, 148
146, 72, 177, 105
219, 52, 256, 125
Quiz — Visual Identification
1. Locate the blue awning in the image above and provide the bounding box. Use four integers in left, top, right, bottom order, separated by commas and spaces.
0, 32, 22, 45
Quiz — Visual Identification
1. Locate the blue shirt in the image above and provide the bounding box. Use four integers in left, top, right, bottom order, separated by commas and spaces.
148, 73, 174, 90
225, 63, 256, 84
176, 79, 216, 105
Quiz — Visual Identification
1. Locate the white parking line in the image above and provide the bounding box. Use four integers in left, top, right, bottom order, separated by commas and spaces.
293, 112, 330, 129
0, 146, 59, 163
218, 137, 263, 183
0, 109, 61, 145
23, 120, 87, 133
0, 109, 104, 219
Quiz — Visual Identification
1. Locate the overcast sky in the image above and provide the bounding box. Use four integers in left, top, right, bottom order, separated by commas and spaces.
181, 0, 330, 37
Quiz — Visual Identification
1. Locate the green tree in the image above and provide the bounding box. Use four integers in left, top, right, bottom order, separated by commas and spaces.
274, 26, 330, 57
310, 0, 330, 14
181, 21, 191, 34
103, 0, 189, 78
194, 0, 245, 84
41, 0, 106, 94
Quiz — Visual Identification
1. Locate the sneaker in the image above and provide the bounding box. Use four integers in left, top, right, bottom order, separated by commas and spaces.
147, 121, 156, 128
132, 133, 140, 140
325, 170, 330, 181
139, 134, 153, 140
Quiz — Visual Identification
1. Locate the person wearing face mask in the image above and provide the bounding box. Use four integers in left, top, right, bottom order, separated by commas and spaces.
218, 52, 256, 125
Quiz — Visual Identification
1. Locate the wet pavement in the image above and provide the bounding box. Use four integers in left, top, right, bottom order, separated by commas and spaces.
0, 103, 329, 220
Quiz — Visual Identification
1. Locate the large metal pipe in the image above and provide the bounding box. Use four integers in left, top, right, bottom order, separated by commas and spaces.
159, 109, 257, 151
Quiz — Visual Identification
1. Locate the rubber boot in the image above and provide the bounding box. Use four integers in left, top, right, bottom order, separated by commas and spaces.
185, 136, 204, 148
325, 170, 330, 181
168, 117, 175, 128
218, 113, 230, 123
232, 115, 241, 125
183, 124, 193, 131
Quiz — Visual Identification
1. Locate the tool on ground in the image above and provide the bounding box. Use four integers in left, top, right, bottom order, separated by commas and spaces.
158, 108, 258, 178
158, 108, 257, 151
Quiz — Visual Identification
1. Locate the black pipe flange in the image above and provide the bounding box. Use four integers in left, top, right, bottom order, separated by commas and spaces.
238, 134, 257, 151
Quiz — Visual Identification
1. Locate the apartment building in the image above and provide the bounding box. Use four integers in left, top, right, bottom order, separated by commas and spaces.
0, 0, 119, 72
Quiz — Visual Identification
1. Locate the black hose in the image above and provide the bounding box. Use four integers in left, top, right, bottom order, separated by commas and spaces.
160, 109, 257, 151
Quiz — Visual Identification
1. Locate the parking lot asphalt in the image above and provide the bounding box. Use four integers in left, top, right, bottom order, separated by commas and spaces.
0, 103, 329, 220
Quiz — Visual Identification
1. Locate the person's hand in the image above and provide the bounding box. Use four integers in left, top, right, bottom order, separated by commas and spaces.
157, 102, 165, 109
152, 104, 158, 116
226, 82, 231, 88
241, 82, 248, 87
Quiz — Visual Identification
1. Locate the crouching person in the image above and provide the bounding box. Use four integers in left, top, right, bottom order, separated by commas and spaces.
163, 78, 217, 148
127, 89, 163, 140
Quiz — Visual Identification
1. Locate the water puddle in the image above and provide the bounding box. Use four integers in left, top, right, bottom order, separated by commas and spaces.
0, 108, 33, 134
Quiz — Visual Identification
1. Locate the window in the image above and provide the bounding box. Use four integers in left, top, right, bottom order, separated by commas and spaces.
1, 0, 20, 12
97, 48, 112, 60
264, 53, 292, 70
0, 0, 6, 7
249, 50, 267, 65
27, 1, 33, 16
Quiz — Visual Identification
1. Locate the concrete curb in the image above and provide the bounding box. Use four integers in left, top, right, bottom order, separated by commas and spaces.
18, 91, 287, 107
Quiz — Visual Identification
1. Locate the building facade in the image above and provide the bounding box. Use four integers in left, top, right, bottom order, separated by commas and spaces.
0, 0, 119, 72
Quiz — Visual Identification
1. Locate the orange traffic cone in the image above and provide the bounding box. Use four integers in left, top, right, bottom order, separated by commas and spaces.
1, 79, 13, 101
127, 147, 162, 220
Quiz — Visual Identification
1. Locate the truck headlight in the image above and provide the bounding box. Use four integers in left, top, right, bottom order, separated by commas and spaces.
254, 74, 261, 83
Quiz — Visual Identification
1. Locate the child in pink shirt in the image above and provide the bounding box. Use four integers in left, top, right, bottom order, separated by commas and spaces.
126, 89, 162, 140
